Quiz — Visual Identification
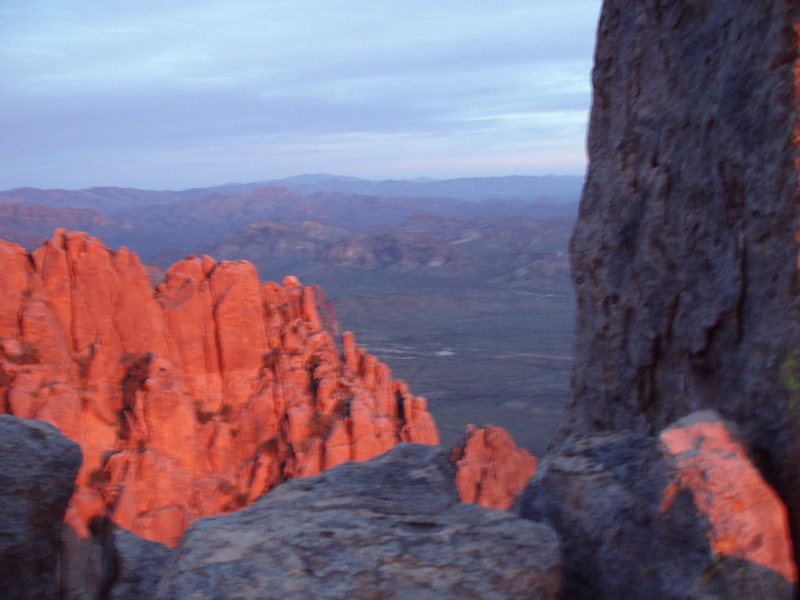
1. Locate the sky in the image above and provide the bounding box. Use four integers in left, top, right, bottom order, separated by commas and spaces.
0, 1, 602, 190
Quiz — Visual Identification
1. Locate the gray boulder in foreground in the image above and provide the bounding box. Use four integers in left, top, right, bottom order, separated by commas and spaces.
0, 415, 82, 600
156, 443, 560, 600
517, 412, 795, 599
110, 527, 174, 600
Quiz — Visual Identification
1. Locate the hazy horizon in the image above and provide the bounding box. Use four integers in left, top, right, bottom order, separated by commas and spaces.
1, 171, 586, 194
1, 1, 601, 190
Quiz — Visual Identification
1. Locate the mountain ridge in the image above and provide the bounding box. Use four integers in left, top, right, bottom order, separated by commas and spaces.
1, 173, 584, 206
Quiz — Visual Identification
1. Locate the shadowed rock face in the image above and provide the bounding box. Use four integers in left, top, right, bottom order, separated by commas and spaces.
0, 415, 82, 600
156, 444, 561, 600
0, 229, 439, 552
109, 528, 174, 600
562, 0, 800, 548
518, 411, 795, 599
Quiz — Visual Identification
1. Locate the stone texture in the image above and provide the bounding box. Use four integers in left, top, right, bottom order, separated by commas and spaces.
562, 0, 800, 554
659, 412, 795, 582
518, 411, 795, 599
450, 424, 536, 510
0, 415, 82, 600
156, 444, 561, 600
109, 528, 174, 600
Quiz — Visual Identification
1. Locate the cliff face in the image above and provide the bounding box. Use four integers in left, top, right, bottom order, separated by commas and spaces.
563, 0, 800, 541
0, 229, 438, 547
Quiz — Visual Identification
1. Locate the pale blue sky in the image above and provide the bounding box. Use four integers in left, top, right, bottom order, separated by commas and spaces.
0, 1, 602, 190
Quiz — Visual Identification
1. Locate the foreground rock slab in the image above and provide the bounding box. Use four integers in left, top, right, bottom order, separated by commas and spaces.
517, 411, 795, 599
0, 415, 82, 600
157, 444, 561, 600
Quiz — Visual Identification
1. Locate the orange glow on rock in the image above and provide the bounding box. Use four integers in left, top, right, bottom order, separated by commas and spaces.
451, 424, 536, 510
0, 231, 440, 548
659, 417, 796, 582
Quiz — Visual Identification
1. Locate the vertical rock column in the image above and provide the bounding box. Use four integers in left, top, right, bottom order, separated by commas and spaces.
562, 0, 800, 559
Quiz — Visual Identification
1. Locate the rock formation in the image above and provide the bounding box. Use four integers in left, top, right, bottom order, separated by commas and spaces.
518, 411, 795, 599
156, 444, 561, 600
0, 415, 82, 600
450, 424, 536, 510
0, 229, 439, 553
559, 0, 800, 563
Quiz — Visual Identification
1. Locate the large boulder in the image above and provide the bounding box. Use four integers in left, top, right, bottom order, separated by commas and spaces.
157, 444, 561, 600
0, 415, 82, 600
518, 411, 795, 599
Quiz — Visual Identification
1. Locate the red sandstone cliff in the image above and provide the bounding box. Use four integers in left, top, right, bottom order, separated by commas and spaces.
0, 229, 439, 547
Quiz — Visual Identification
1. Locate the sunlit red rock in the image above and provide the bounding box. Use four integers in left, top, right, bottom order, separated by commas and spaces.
451, 424, 536, 510
659, 412, 797, 582
0, 230, 439, 548
518, 411, 796, 598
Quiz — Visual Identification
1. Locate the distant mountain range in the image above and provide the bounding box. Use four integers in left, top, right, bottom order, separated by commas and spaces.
0, 174, 584, 210
261, 174, 584, 203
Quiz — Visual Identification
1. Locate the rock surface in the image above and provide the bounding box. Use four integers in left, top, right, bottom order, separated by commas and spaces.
0, 230, 438, 552
563, 0, 800, 555
109, 528, 174, 600
450, 424, 537, 510
156, 444, 561, 600
0, 415, 82, 600
518, 411, 795, 599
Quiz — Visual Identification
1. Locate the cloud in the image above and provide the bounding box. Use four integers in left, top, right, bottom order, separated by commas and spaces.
0, 0, 601, 188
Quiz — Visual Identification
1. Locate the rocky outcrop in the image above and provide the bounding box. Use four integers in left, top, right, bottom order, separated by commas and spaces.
562, 0, 800, 556
450, 424, 536, 510
0, 415, 82, 600
0, 230, 438, 553
156, 444, 561, 600
519, 411, 795, 598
